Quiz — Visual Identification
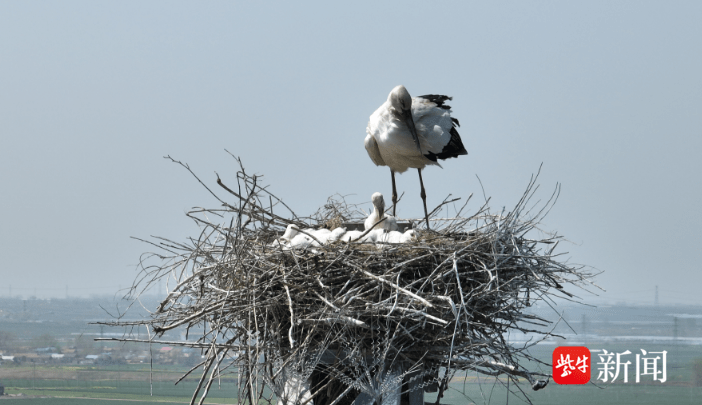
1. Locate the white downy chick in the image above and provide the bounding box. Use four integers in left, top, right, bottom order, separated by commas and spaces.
364, 192, 399, 232
326, 227, 347, 243
377, 230, 404, 244
289, 234, 312, 249
364, 229, 386, 243
280, 224, 300, 241
270, 224, 299, 249
308, 228, 332, 246
400, 229, 417, 243
288, 228, 321, 249
340, 230, 363, 242
376, 229, 417, 244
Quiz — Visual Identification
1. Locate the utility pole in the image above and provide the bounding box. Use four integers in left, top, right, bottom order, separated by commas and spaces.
673, 316, 679, 355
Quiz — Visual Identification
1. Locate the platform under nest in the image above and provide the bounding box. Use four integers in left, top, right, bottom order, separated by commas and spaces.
101, 156, 599, 405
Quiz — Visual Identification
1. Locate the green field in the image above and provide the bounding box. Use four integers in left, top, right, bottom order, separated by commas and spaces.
3, 380, 702, 405
2, 382, 238, 402
426, 375, 702, 405
0, 398, 190, 405
1, 377, 240, 404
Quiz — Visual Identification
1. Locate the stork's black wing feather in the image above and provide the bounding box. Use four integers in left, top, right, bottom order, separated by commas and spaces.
417, 94, 468, 162
418, 94, 452, 110
425, 126, 468, 161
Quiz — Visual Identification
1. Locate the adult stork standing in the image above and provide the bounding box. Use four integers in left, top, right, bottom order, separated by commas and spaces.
365, 85, 467, 229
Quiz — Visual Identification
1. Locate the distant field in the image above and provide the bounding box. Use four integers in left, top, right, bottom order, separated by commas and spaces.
1, 380, 239, 404
2, 340, 701, 404
0, 398, 190, 405
3, 382, 702, 405
430, 381, 702, 405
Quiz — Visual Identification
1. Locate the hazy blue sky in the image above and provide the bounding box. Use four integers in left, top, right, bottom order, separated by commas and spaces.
1, 1, 700, 305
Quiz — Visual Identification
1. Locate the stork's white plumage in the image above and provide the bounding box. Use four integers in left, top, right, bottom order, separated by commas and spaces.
280, 224, 300, 241
365, 85, 467, 228
364, 192, 399, 232
326, 227, 347, 243
339, 230, 365, 243
374, 229, 417, 244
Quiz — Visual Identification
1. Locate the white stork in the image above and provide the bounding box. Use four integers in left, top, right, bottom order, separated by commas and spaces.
365, 85, 467, 229
364, 192, 399, 232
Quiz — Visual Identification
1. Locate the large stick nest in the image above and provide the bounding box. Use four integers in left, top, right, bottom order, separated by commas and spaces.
102, 155, 599, 405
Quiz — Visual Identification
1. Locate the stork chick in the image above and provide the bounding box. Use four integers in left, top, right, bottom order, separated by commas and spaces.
364, 192, 399, 232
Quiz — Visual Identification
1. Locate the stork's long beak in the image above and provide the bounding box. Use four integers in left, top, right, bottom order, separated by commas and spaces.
402, 109, 422, 155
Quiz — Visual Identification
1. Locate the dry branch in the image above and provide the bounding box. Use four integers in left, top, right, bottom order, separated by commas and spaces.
101, 156, 598, 405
